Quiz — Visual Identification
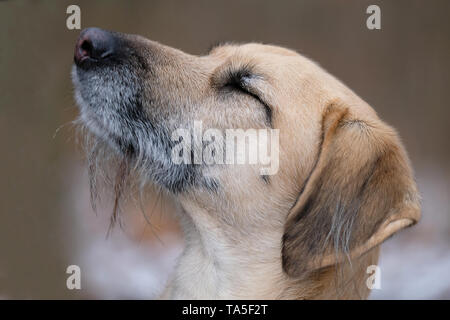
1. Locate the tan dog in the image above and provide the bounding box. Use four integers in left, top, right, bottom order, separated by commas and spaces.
72, 28, 421, 299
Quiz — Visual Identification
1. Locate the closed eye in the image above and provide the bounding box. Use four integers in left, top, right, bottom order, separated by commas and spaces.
223, 68, 250, 91
222, 70, 272, 126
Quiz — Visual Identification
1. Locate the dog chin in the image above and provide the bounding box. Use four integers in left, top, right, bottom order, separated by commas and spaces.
75, 102, 131, 157
72, 81, 126, 151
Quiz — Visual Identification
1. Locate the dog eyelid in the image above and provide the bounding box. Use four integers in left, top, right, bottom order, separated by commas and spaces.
223, 72, 272, 125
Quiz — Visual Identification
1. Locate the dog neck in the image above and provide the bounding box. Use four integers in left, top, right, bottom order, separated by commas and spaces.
166, 198, 293, 299
163, 197, 377, 300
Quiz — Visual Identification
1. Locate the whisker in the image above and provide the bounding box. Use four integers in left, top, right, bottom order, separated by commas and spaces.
52, 120, 76, 139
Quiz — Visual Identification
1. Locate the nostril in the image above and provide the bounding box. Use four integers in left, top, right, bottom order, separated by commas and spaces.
74, 28, 117, 66
75, 37, 94, 65
80, 39, 93, 58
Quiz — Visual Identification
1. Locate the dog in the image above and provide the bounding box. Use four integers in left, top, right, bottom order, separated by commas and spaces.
72, 28, 421, 299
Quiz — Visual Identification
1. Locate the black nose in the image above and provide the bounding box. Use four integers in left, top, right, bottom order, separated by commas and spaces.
74, 28, 116, 66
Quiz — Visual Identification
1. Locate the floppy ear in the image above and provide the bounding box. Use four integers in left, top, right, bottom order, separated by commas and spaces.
282, 103, 421, 277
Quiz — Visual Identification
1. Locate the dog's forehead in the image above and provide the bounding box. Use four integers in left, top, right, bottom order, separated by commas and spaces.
241, 43, 300, 57
209, 42, 299, 60
207, 42, 314, 89
206, 42, 375, 122
208, 43, 327, 87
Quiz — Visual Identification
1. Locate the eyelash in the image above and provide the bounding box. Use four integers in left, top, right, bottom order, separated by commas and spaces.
223, 71, 272, 125
223, 70, 250, 91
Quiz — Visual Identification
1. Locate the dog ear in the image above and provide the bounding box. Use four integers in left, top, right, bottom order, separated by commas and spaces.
282, 103, 421, 277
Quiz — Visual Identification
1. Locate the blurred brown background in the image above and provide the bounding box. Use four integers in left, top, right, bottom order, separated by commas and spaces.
0, 0, 449, 299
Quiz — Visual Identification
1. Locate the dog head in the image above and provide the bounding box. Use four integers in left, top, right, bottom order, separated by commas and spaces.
72, 28, 420, 280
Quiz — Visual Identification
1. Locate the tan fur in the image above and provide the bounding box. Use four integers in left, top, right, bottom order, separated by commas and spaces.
152, 43, 421, 299
74, 34, 421, 299
162, 44, 419, 299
